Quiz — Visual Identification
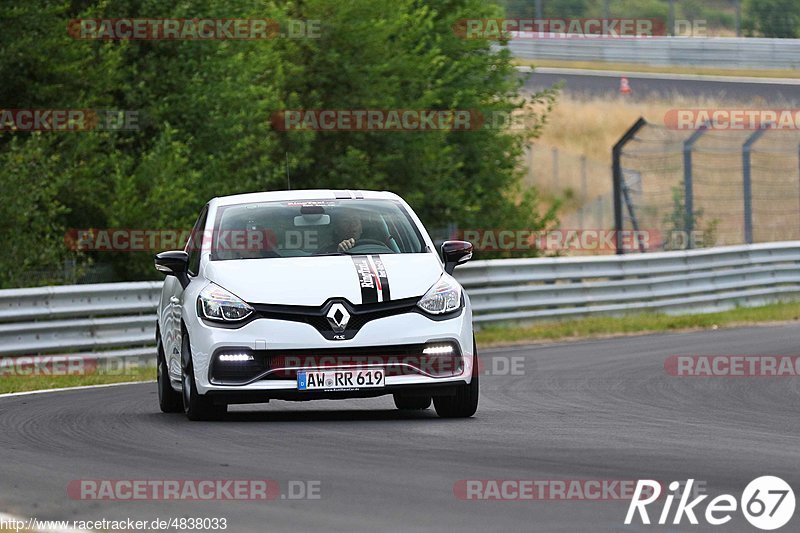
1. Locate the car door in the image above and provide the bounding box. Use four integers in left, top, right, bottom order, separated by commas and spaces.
165, 205, 209, 378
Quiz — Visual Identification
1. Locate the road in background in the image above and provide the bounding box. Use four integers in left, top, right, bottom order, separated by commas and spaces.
522, 67, 800, 103
1, 325, 799, 531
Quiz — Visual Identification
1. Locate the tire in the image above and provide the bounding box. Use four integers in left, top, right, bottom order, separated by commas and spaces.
433, 342, 479, 418
157, 339, 182, 413
181, 331, 226, 421
393, 394, 431, 410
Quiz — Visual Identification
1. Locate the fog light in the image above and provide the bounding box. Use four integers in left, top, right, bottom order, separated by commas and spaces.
218, 353, 255, 363
423, 344, 454, 356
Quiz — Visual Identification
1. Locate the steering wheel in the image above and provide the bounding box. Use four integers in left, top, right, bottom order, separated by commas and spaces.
347, 238, 394, 253
354, 238, 389, 247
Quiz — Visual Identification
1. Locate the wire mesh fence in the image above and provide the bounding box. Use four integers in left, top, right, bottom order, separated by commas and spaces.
523, 144, 615, 233
616, 119, 800, 252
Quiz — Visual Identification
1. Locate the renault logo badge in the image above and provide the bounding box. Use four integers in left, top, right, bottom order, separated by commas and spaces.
326, 303, 350, 334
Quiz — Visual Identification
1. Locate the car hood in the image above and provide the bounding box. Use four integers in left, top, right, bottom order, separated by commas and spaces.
203, 253, 444, 306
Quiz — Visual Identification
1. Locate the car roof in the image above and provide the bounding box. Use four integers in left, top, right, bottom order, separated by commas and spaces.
210, 189, 402, 208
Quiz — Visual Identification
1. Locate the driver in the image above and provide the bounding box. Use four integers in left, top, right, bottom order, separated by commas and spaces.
330, 211, 363, 252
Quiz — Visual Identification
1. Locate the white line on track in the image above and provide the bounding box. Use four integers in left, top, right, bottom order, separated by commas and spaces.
0, 381, 154, 400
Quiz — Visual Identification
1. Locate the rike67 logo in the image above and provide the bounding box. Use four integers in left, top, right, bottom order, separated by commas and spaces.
625, 477, 795, 530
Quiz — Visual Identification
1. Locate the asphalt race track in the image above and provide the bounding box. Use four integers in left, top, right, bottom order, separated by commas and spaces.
1, 325, 799, 532
522, 69, 800, 104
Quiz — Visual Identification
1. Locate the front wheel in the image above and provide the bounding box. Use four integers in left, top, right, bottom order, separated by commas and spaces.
181, 332, 226, 421
157, 339, 182, 413
433, 344, 479, 418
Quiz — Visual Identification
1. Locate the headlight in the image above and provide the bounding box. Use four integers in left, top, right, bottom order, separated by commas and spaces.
198, 283, 254, 322
417, 275, 462, 315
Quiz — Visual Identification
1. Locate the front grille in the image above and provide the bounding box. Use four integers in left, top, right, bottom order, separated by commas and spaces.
208, 343, 463, 385
263, 343, 463, 380
249, 297, 419, 340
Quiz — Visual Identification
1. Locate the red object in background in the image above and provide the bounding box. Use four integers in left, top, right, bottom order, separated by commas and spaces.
620, 77, 632, 95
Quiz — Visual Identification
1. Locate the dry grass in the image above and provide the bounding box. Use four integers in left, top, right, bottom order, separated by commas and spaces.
533, 94, 729, 162
523, 95, 693, 230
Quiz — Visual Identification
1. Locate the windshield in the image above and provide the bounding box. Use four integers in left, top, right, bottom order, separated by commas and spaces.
210, 199, 427, 260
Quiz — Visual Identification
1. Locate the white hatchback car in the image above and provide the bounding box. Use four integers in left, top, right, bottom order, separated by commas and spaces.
154, 190, 477, 420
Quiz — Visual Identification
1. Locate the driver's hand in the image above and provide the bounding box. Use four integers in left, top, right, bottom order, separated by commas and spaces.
337, 238, 356, 252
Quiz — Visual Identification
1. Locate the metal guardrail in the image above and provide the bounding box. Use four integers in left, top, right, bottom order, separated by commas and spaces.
1, 242, 799, 357
0, 282, 161, 358
508, 36, 800, 69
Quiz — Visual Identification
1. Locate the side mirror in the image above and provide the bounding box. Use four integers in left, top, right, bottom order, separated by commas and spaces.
155, 250, 190, 288
441, 241, 473, 275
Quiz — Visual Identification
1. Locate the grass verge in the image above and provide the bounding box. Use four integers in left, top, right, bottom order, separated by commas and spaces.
513, 58, 800, 80
476, 301, 800, 347
0, 366, 155, 395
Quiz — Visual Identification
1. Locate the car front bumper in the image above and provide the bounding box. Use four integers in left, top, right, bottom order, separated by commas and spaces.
184, 304, 474, 398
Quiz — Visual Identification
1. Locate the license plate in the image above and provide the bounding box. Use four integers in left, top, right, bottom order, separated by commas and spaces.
297, 369, 385, 391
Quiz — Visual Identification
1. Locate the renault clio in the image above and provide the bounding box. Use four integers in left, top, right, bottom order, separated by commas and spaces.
154, 190, 477, 420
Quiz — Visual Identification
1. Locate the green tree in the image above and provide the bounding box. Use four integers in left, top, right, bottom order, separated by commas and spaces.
0, 0, 559, 286
745, 0, 800, 37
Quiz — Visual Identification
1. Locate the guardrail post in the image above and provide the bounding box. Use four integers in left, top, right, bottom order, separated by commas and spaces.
612, 117, 647, 255
742, 125, 771, 244
682, 123, 709, 248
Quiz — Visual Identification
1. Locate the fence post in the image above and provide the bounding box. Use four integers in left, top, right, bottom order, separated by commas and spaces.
526, 144, 534, 184
579, 155, 588, 228
742, 125, 770, 244
552, 147, 559, 190
595, 196, 604, 229
612, 117, 647, 255
735, 0, 742, 37
682, 123, 708, 248
668, 0, 675, 36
